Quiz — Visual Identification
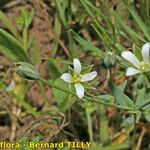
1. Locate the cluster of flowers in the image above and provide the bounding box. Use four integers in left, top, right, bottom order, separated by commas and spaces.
61, 43, 150, 98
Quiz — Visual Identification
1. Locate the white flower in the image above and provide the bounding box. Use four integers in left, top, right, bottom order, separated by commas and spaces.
61, 58, 97, 98
121, 43, 150, 76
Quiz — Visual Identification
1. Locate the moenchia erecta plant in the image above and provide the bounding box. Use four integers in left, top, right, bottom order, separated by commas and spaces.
12, 52, 150, 112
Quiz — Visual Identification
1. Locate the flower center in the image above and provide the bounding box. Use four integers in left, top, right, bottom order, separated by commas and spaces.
138, 61, 149, 71
107, 52, 113, 57
73, 74, 82, 83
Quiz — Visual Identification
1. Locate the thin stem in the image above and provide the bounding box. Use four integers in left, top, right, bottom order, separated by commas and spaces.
23, 27, 28, 51
132, 114, 137, 150
86, 109, 93, 141
38, 80, 50, 107
86, 92, 131, 111
99, 104, 109, 143
39, 77, 131, 111
39, 77, 76, 96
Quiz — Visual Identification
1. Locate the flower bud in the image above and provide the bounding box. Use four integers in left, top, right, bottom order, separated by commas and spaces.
13, 62, 39, 80
104, 52, 116, 69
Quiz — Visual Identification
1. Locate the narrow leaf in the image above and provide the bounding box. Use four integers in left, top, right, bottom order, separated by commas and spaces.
0, 10, 21, 40
114, 11, 146, 43
48, 58, 61, 80
0, 29, 28, 61
69, 29, 103, 56
123, 0, 150, 41
109, 81, 134, 108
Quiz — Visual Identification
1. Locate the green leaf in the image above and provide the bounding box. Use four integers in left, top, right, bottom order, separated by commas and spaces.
30, 39, 41, 66
145, 114, 150, 122
81, 65, 93, 74
68, 66, 74, 75
81, 0, 117, 49
26, 8, 35, 28
0, 10, 21, 40
91, 23, 112, 49
81, 0, 105, 19
135, 111, 142, 123
52, 78, 75, 113
144, 108, 150, 122
48, 58, 61, 80
82, 82, 93, 89
0, 29, 28, 61
133, 46, 143, 61
118, 80, 127, 92
80, 0, 96, 19
123, 114, 134, 125
134, 74, 145, 90
123, 0, 150, 41
123, 111, 142, 123
135, 88, 146, 107
109, 81, 134, 108
98, 95, 114, 105
69, 29, 103, 56
18, 7, 34, 28
54, 0, 68, 28
51, 14, 62, 56
123, 111, 141, 125
113, 11, 146, 43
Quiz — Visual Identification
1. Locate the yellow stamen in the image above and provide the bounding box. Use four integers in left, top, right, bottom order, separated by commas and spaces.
73, 74, 82, 83
138, 61, 149, 71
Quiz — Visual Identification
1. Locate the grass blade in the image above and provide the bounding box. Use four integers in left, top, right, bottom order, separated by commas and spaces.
0, 9, 21, 41
114, 11, 146, 43
0, 29, 28, 61
69, 29, 103, 56
123, 0, 150, 41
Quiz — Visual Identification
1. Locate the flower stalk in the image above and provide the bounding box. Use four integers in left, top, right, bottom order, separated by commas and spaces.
85, 108, 93, 141
39, 77, 132, 111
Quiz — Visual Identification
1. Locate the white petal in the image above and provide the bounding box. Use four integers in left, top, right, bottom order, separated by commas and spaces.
81, 71, 97, 82
6, 80, 15, 91
141, 43, 150, 63
126, 67, 141, 76
61, 73, 73, 83
121, 51, 140, 68
73, 58, 81, 74
75, 83, 84, 98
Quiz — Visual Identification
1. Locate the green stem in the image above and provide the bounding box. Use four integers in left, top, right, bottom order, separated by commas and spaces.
23, 27, 28, 51
39, 77, 131, 111
86, 92, 131, 111
131, 114, 137, 150
99, 104, 109, 143
68, 0, 72, 23
86, 108, 93, 141
39, 77, 76, 96
38, 80, 50, 107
